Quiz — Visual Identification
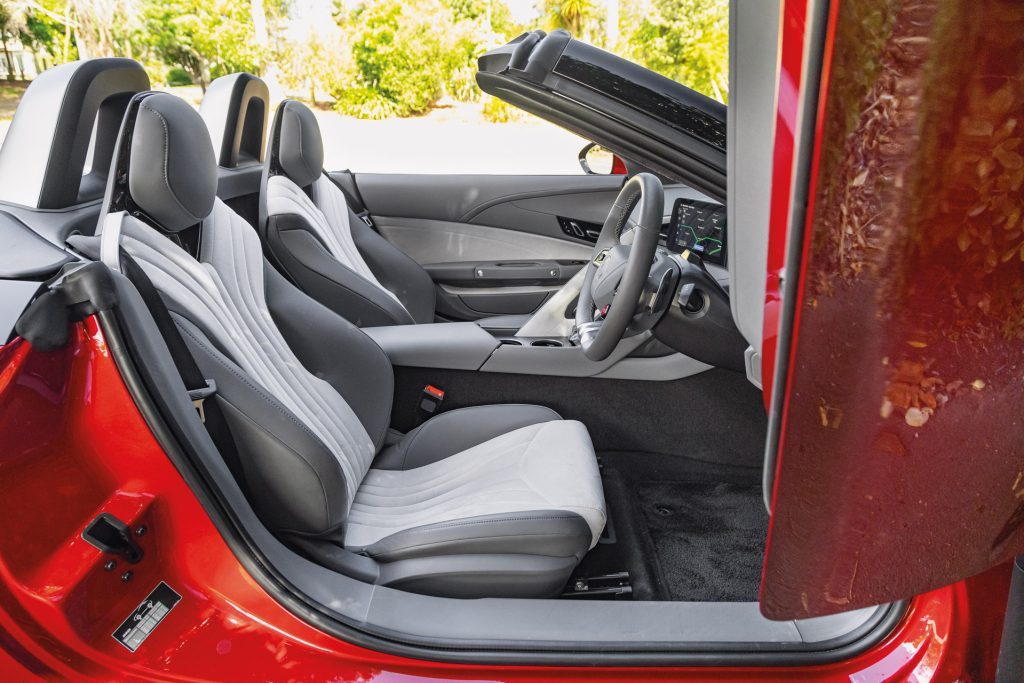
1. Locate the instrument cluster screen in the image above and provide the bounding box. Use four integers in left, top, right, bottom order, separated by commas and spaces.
665, 198, 726, 265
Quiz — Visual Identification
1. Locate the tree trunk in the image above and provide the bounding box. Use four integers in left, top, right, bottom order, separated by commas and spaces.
1, 33, 15, 80
251, 0, 267, 46
605, 0, 619, 49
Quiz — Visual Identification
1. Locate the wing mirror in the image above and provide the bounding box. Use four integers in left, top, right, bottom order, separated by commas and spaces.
579, 142, 627, 175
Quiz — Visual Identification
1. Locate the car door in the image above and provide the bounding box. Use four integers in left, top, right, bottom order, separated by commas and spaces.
758, 0, 1024, 621
331, 171, 623, 320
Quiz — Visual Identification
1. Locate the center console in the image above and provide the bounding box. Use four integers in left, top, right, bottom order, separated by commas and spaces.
361, 319, 664, 378
495, 337, 570, 348
362, 322, 499, 371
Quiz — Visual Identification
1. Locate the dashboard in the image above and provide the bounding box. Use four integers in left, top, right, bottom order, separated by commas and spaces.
665, 198, 727, 266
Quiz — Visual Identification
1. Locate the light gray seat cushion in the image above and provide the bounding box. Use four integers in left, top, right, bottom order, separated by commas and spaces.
348, 418, 606, 560
374, 404, 562, 470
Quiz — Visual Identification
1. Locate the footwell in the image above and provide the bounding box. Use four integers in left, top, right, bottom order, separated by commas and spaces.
571, 451, 768, 602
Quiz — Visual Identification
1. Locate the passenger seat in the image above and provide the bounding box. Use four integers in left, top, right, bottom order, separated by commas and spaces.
261, 99, 529, 333
84, 92, 606, 599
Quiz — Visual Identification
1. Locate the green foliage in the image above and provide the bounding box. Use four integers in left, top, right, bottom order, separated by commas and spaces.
332, 0, 518, 118
626, 0, 729, 103
166, 66, 193, 86
140, 0, 263, 90
334, 85, 399, 119
18, 0, 75, 66
7, 0, 730, 119
544, 0, 595, 38
481, 93, 521, 123
333, 0, 452, 117
273, 25, 348, 105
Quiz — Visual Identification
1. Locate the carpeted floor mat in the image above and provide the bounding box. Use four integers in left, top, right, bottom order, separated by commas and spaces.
637, 480, 767, 601
571, 451, 768, 602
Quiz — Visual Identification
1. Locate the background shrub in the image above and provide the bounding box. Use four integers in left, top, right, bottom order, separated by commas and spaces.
166, 66, 193, 86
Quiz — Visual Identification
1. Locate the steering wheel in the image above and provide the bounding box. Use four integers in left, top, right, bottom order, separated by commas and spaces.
575, 173, 665, 361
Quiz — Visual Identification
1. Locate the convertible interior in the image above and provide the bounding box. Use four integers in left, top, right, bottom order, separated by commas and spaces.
0, 0, 903, 663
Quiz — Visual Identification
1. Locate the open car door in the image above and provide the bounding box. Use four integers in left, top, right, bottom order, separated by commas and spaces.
759, 0, 1024, 620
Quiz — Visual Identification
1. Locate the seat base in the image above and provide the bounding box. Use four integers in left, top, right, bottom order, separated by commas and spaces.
377, 553, 580, 599
345, 408, 607, 598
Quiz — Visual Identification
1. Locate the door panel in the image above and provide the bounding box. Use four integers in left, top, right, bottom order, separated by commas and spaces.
351, 173, 624, 237
344, 173, 621, 319
373, 217, 593, 263
761, 0, 1024, 620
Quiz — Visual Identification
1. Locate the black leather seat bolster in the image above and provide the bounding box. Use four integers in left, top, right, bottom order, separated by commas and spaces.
266, 212, 416, 327
173, 316, 350, 538
349, 212, 436, 324
373, 404, 562, 470
263, 264, 394, 451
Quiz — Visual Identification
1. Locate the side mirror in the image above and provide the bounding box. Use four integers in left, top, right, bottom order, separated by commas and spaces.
578, 142, 626, 175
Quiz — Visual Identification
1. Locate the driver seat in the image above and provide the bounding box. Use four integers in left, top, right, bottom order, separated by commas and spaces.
261, 99, 528, 335
93, 92, 606, 598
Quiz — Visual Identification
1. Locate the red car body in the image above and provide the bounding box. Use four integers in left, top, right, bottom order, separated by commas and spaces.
1, 0, 1021, 680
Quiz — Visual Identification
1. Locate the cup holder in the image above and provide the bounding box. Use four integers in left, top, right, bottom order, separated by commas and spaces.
530, 339, 563, 348
498, 339, 523, 346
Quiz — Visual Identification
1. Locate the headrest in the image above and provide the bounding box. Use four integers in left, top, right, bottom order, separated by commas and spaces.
272, 100, 324, 188
200, 72, 270, 168
125, 93, 218, 232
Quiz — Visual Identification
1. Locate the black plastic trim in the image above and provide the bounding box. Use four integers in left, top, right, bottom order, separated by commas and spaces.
0, 211, 74, 279
477, 32, 726, 202
477, 72, 725, 203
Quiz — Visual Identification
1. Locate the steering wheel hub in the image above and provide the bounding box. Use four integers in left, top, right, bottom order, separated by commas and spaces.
574, 173, 672, 361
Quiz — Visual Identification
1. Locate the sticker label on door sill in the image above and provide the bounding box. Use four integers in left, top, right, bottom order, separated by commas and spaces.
112, 581, 181, 652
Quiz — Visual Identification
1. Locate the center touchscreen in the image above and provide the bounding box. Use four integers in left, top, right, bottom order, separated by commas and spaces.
665, 198, 726, 266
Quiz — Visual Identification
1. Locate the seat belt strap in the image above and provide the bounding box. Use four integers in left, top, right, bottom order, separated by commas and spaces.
325, 171, 376, 229
100, 210, 126, 272
118, 252, 244, 483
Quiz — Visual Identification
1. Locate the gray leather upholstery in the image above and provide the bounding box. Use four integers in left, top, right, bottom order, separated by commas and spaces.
95, 92, 606, 598
276, 100, 324, 187
130, 93, 217, 232
358, 511, 594, 564
374, 404, 561, 470
362, 322, 499, 371
347, 418, 603, 554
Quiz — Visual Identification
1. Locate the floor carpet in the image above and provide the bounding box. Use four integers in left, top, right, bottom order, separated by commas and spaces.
571, 451, 768, 602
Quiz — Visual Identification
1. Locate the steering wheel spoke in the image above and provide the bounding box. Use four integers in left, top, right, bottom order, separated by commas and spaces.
575, 173, 665, 361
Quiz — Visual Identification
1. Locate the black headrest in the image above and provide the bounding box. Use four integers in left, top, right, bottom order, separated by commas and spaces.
125, 93, 218, 232
271, 100, 324, 188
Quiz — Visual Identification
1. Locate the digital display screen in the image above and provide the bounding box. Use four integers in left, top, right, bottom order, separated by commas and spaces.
665, 198, 726, 265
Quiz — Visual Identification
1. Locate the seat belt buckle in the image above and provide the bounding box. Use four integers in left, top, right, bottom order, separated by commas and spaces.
417, 384, 445, 421
188, 379, 218, 424
358, 211, 375, 228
